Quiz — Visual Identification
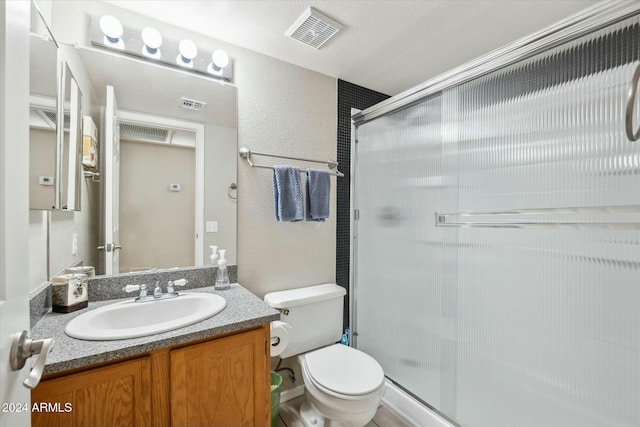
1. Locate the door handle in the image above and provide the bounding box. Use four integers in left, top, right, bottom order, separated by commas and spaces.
97, 244, 122, 252
626, 64, 640, 141
9, 331, 54, 389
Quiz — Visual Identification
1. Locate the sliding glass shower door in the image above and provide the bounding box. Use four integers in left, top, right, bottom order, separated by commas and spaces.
353, 14, 640, 427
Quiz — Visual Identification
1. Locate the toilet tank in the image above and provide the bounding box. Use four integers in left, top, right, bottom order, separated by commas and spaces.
264, 284, 346, 359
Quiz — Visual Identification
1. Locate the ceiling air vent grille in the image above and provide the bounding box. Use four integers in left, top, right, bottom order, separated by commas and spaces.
120, 123, 169, 144
42, 110, 71, 130
285, 7, 344, 49
181, 97, 207, 111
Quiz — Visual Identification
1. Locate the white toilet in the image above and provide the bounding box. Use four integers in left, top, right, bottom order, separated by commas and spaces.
264, 284, 385, 427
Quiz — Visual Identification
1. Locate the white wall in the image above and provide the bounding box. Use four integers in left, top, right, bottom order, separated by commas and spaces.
46, 1, 337, 297
204, 124, 238, 265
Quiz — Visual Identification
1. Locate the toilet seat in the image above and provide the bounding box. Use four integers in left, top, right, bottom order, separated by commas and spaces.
303, 344, 384, 398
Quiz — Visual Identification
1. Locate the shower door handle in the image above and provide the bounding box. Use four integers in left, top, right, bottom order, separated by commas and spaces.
625, 64, 640, 141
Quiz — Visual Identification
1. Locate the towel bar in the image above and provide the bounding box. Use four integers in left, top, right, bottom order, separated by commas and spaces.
436, 204, 640, 229
239, 147, 344, 177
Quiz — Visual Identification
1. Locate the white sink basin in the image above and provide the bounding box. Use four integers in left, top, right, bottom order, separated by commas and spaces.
65, 293, 227, 340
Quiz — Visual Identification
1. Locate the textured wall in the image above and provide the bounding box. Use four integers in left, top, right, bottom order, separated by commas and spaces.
235, 52, 337, 297
47, 1, 337, 297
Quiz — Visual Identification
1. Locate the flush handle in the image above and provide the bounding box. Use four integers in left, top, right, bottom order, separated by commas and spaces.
9, 330, 54, 389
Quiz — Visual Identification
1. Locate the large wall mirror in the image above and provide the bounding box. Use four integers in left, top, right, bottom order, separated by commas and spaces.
78, 46, 237, 275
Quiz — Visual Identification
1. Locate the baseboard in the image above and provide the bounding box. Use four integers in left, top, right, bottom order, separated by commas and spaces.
382, 380, 454, 427
280, 385, 305, 403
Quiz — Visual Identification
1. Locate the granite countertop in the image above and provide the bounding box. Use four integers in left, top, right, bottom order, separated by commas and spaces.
31, 283, 280, 375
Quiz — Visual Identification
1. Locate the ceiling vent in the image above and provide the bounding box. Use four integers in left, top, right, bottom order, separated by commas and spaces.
285, 7, 344, 49
41, 110, 71, 130
181, 97, 207, 111
120, 122, 171, 144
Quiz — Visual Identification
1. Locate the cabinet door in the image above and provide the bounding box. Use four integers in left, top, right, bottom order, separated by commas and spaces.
32, 357, 152, 427
170, 327, 269, 427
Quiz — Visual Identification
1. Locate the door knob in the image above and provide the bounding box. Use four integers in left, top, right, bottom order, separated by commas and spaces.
9, 330, 54, 389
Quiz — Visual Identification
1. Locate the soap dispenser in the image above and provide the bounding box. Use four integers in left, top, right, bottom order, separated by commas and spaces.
209, 245, 219, 265
215, 249, 230, 290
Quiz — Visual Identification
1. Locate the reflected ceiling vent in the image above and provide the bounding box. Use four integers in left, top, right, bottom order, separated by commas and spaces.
285, 7, 344, 49
38, 110, 70, 130
120, 122, 171, 144
181, 97, 207, 111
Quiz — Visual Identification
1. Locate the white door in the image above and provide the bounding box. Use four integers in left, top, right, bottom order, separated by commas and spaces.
1, 2, 33, 426
104, 85, 121, 274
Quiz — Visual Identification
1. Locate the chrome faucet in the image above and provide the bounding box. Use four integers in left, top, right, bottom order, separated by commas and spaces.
153, 281, 163, 298
122, 284, 153, 302
123, 279, 188, 302
167, 279, 188, 297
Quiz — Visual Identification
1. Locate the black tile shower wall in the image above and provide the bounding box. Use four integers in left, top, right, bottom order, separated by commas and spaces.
336, 79, 389, 329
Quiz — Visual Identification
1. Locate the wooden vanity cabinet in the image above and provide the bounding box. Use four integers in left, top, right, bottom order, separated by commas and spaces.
171, 327, 270, 426
32, 325, 270, 427
31, 357, 152, 427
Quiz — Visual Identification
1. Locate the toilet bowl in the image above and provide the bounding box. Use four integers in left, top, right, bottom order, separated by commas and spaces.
264, 284, 386, 427
298, 344, 385, 427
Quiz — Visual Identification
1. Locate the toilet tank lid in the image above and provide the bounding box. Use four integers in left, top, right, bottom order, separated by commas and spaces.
264, 284, 346, 309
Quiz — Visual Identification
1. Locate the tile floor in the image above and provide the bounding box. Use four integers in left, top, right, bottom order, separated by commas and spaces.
276, 396, 411, 427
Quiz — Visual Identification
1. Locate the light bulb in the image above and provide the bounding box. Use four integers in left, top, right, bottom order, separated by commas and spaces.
177, 39, 197, 68
99, 15, 124, 50
141, 27, 162, 59
212, 50, 229, 69
208, 49, 229, 75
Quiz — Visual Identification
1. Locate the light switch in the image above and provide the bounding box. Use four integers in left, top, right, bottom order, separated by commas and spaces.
39, 176, 54, 186
72, 233, 78, 255
206, 221, 218, 233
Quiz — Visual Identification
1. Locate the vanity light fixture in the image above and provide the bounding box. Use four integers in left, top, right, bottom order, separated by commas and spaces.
208, 49, 229, 75
177, 39, 197, 68
99, 15, 124, 50
141, 27, 162, 59
91, 16, 233, 81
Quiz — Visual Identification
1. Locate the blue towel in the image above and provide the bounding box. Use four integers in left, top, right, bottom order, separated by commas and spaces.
273, 165, 304, 222
306, 169, 331, 221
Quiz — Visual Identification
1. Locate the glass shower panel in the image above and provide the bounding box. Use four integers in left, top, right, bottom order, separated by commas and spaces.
354, 95, 459, 412
452, 19, 640, 427
354, 13, 640, 427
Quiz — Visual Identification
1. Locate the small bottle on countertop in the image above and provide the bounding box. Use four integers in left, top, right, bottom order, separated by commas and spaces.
215, 249, 230, 290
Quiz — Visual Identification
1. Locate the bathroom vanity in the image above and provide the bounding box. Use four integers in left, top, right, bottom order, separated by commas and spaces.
29, 284, 279, 427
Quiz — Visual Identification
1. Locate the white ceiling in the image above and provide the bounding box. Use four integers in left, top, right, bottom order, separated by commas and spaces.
105, 0, 598, 96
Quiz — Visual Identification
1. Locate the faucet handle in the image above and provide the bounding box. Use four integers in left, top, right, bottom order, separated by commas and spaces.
123, 284, 147, 298
174, 279, 188, 287
123, 284, 141, 293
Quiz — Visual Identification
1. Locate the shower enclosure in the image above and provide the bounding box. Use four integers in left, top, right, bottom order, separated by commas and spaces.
352, 4, 640, 427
